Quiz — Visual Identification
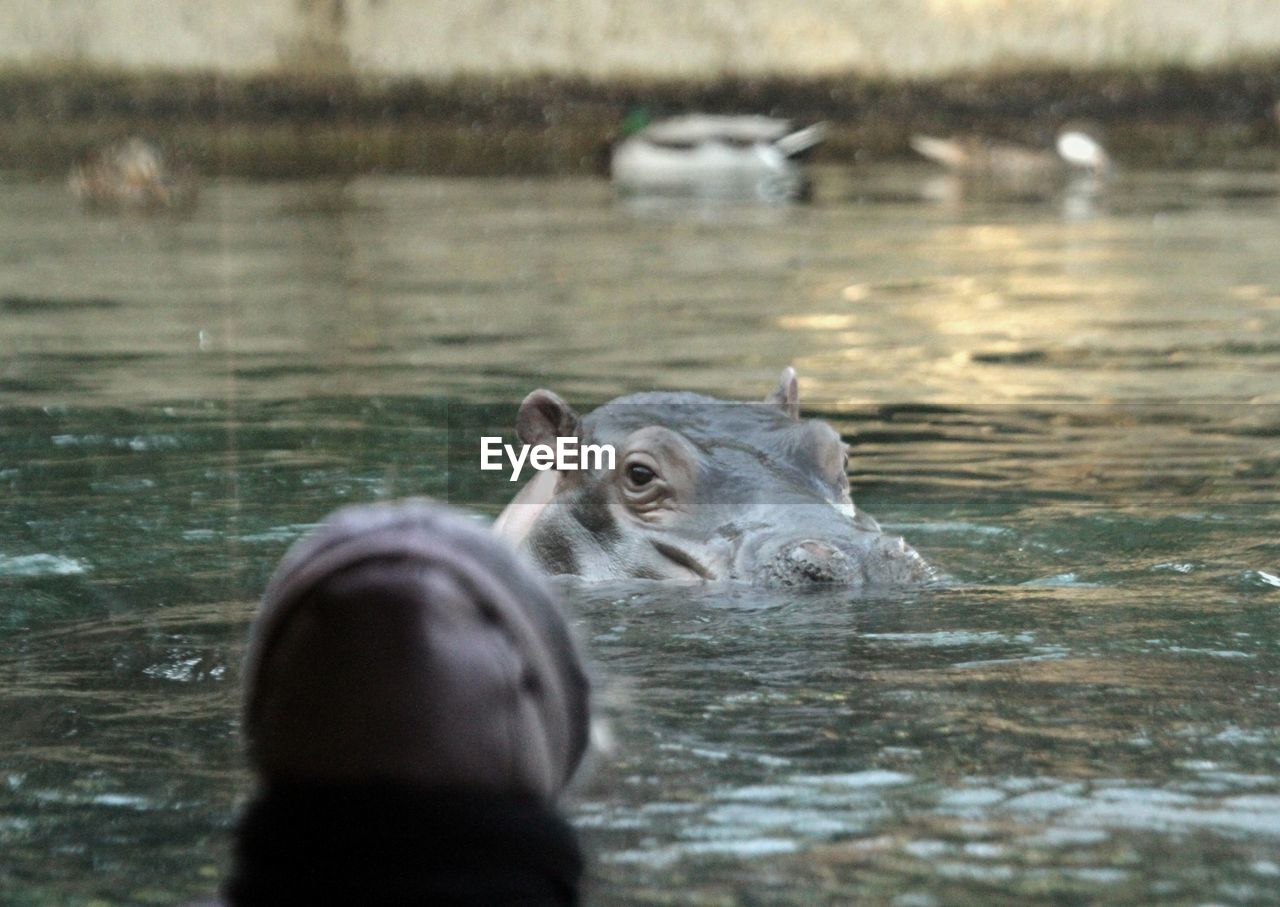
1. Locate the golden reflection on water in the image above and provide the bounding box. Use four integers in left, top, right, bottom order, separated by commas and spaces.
777, 198, 1277, 404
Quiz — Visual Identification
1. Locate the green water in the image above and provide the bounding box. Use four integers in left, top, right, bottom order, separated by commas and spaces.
1, 167, 1278, 904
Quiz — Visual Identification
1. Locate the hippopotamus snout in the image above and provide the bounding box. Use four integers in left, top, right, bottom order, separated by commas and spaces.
750, 531, 930, 587
754, 538, 858, 586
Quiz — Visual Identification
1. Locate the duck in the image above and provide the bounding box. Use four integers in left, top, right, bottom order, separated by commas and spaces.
68, 138, 199, 213
909, 129, 1110, 180
610, 112, 827, 201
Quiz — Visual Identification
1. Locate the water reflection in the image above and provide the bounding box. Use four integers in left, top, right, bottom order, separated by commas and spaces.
570, 573, 1278, 903
3, 167, 1279, 407
919, 171, 1108, 220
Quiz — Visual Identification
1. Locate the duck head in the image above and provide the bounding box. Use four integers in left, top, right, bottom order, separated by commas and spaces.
1056, 130, 1110, 174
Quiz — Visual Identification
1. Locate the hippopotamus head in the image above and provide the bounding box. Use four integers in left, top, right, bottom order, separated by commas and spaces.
493, 368, 932, 587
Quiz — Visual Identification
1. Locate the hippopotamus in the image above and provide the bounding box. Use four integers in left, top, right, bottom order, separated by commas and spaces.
493, 369, 932, 587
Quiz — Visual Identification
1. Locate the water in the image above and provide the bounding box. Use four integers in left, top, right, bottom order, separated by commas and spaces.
1, 165, 1278, 904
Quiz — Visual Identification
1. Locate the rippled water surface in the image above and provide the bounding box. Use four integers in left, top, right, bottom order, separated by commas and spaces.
2, 166, 1278, 904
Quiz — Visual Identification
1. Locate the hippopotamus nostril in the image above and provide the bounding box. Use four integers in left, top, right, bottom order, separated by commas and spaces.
791, 540, 838, 563
753, 538, 856, 586
789, 540, 848, 577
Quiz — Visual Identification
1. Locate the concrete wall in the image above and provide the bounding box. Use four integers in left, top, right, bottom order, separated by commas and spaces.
2, 0, 1280, 79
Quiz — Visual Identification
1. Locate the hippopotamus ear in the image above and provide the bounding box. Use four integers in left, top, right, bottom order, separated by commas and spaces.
765, 366, 800, 420
517, 389, 581, 446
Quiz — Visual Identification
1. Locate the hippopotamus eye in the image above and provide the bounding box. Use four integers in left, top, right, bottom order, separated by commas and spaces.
626, 463, 657, 487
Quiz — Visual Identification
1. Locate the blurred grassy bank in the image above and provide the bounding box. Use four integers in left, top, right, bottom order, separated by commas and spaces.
2, 64, 1279, 178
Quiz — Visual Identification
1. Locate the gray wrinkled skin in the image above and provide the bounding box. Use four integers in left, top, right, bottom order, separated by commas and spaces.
494, 369, 934, 588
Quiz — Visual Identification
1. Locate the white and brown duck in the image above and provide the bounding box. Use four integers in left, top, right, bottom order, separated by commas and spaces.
69, 138, 199, 213
910, 128, 1110, 180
